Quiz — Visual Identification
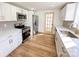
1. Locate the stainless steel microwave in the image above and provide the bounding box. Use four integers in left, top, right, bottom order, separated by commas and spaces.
17, 13, 27, 20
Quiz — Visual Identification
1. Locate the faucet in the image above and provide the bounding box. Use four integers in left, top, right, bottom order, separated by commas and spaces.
69, 23, 73, 29
69, 23, 79, 34
74, 24, 79, 34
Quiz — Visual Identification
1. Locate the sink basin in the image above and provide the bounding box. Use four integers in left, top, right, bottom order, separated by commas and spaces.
60, 30, 78, 38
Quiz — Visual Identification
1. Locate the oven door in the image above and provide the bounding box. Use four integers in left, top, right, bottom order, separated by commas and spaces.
22, 28, 30, 40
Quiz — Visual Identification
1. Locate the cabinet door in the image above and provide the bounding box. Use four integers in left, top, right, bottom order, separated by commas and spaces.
55, 37, 61, 57
0, 3, 6, 21
11, 5, 17, 21
1, 3, 12, 21
74, 3, 79, 25
17, 31, 22, 44
59, 38, 70, 57
11, 30, 22, 49
61, 6, 66, 21
65, 3, 76, 21
55, 32, 63, 57
22, 9, 26, 14
12, 35, 18, 49
0, 3, 3, 20
61, 46, 70, 57
16, 7, 22, 13
0, 3, 17, 21
0, 39, 11, 57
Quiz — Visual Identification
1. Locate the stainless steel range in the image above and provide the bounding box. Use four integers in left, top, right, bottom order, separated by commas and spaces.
14, 24, 30, 41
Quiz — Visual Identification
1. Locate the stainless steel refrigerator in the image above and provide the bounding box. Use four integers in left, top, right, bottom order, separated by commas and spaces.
32, 15, 38, 34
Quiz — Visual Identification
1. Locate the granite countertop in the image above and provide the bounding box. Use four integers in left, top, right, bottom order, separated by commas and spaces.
56, 26, 79, 57
0, 28, 22, 42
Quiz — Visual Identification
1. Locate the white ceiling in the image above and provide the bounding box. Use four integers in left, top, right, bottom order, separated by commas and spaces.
9, 2, 67, 10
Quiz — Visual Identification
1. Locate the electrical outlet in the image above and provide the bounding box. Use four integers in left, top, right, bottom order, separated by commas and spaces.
4, 24, 7, 28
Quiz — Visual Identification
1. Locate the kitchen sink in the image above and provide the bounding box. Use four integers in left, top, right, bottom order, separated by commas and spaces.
60, 30, 78, 38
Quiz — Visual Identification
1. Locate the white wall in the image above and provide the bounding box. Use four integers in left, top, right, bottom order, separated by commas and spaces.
36, 11, 45, 32
36, 9, 63, 34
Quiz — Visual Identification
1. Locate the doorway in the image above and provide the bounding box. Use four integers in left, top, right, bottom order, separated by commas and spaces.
44, 12, 54, 34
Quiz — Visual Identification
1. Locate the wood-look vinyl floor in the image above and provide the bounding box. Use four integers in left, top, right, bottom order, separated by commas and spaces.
9, 34, 57, 57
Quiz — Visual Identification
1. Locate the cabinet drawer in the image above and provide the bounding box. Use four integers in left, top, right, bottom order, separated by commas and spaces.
55, 32, 63, 57
0, 39, 11, 57
55, 31, 70, 57
61, 46, 70, 57
12, 31, 22, 49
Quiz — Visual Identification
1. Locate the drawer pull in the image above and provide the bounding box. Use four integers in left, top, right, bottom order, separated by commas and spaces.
62, 47, 66, 53
60, 54, 63, 57
9, 39, 13, 44
8, 35, 12, 38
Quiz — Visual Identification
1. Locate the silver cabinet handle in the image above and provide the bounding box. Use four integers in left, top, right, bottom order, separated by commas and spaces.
60, 54, 63, 57
62, 47, 66, 53
55, 36, 57, 41
8, 35, 12, 38
9, 39, 13, 44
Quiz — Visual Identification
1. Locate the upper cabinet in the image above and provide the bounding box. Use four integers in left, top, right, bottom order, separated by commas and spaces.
61, 3, 77, 21
11, 5, 17, 21
74, 3, 79, 24
16, 7, 22, 13
0, 3, 17, 21
0, 3, 3, 20
0, 2, 28, 21
16, 7, 27, 14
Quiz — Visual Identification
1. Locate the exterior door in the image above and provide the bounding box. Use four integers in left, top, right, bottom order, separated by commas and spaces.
44, 12, 54, 34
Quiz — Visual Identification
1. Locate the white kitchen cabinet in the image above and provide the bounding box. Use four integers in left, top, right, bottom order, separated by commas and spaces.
73, 3, 79, 26
0, 29, 22, 57
0, 34, 15, 57
16, 7, 25, 13
10, 34, 18, 50
58, 36, 70, 57
0, 3, 17, 21
61, 3, 76, 21
16, 7, 27, 14
55, 31, 63, 57
0, 3, 8, 21
12, 30, 22, 49
24, 10, 28, 26
16, 7, 22, 13
0, 38, 11, 57
17, 31, 22, 44
0, 3, 3, 20
55, 30, 69, 57
0, 2, 29, 21
0, 3, 13, 21
10, 5, 17, 21
22, 9, 27, 14
9, 30, 22, 52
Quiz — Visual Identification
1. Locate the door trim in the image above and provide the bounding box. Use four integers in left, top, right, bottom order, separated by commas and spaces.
44, 12, 54, 34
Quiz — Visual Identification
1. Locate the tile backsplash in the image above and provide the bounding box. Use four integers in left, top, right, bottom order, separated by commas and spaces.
63, 21, 79, 34
0, 21, 16, 29
63, 21, 73, 28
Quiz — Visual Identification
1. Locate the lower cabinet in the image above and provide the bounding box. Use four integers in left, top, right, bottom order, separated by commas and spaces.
55, 32, 63, 57
0, 30, 22, 57
55, 31, 69, 57
0, 39, 11, 57
12, 31, 22, 49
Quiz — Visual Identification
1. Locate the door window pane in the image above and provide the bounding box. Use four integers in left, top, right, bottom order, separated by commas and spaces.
45, 13, 53, 32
